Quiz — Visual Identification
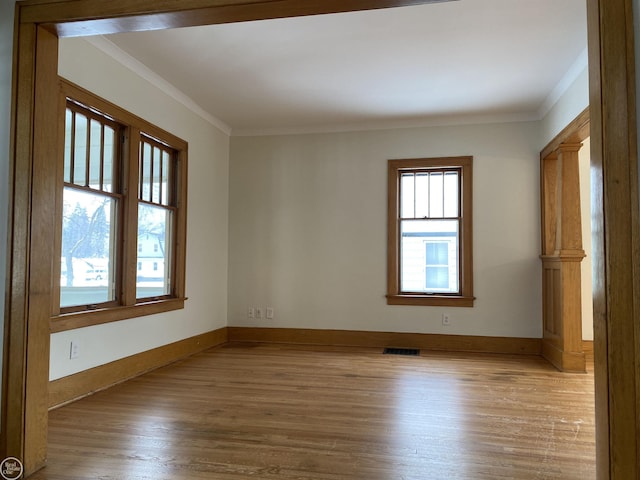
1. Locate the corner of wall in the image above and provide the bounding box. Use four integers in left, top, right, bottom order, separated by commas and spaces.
539, 66, 589, 149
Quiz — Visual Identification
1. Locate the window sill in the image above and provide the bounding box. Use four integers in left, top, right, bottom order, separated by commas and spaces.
386, 294, 474, 307
51, 297, 186, 333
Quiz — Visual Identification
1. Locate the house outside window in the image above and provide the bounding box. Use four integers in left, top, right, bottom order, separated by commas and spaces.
425, 241, 453, 290
387, 156, 474, 307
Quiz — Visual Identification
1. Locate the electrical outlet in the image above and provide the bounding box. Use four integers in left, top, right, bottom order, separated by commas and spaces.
69, 341, 80, 359
442, 314, 451, 326
266, 307, 274, 319
248, 307, 255, 319
255, 308, 263, 320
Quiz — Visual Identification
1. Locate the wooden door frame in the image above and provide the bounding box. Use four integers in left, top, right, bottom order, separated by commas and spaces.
2, 0, 639, 478
588, 1, 640, 477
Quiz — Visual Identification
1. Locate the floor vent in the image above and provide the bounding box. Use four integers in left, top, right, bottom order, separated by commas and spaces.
383, 347, 420, 356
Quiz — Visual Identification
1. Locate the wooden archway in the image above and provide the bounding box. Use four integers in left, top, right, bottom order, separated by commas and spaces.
539, 109, 590, 372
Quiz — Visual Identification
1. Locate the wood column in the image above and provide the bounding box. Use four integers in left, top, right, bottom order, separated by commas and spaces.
2, 24, 58, 474
541, 143, 586, 373
588, 0, 640, 476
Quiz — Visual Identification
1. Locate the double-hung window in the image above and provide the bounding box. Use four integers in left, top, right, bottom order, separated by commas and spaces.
387, 157, 474, 306
54, 79, 188, 331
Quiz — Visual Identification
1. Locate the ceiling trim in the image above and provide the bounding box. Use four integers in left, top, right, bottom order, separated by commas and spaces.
232, 112, 541, 137
84, 36, 233, 135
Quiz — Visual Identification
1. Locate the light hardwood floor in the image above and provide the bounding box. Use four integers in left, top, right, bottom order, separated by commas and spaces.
30, 343, 595, 479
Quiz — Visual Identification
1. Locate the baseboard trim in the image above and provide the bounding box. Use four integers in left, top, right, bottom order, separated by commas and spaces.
542, 338, 587, 373
582, 340, 594, 353
49, 327, 228, 409
227, 327, 542, 355
582, 340, 594, 359
49, 327, 562, 409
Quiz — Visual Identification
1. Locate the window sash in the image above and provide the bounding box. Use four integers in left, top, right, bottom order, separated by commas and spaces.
64, 102, 121, 193
60, 186, 120, 312
136, 202, 175, 300
399, 219, 460, 295
399, 168, 461, 220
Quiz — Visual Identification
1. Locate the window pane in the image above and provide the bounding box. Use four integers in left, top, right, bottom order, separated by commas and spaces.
400, 219, 459, 293
161, 150, 170, 205
137, 203, 172, 299
400, 173, 414, 218
415, 173, 429, 218
443, 171, 459, 217
103, 126, 116, 193
89, 119, 102, 189
429, 172, 444, 218
140, 141, 152, 202
73, 113, 88, 185
153, 146, 162, 203
64, 109, 73, 183
60, 187, 117, 308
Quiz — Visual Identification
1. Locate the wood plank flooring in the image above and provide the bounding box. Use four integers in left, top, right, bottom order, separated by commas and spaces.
29, 343, 595, 479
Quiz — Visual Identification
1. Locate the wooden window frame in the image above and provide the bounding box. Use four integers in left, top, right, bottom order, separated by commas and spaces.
387, 156, 474, 307
51, 79, 188, 333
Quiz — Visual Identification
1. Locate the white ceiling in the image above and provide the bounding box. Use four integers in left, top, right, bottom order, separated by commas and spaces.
95, 0, 587, 136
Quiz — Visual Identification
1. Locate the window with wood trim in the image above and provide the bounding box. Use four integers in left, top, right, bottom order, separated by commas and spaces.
387, 157, 474, 307
54, 79, 188, 331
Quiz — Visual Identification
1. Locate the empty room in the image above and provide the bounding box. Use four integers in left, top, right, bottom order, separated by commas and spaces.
2, 0, 639, 478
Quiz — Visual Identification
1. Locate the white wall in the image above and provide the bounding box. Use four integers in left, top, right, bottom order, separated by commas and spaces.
50, 38, 229, 380
539, 65, 589, 149
0, 0, 17, 431
229, 122, 542, 338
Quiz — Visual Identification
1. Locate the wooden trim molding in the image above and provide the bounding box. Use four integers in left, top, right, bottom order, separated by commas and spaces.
540, 107, 590, 160
588, 0, 640, 477
26, 0, 441, 37
227, 327, 542, 356
582, 340, 594, 360
51, 298, 186, 333
49, 328, 228, 409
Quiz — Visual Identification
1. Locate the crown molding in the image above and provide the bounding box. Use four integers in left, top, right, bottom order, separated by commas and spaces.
84, 36, 232, 136
232, 111, 539, 137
